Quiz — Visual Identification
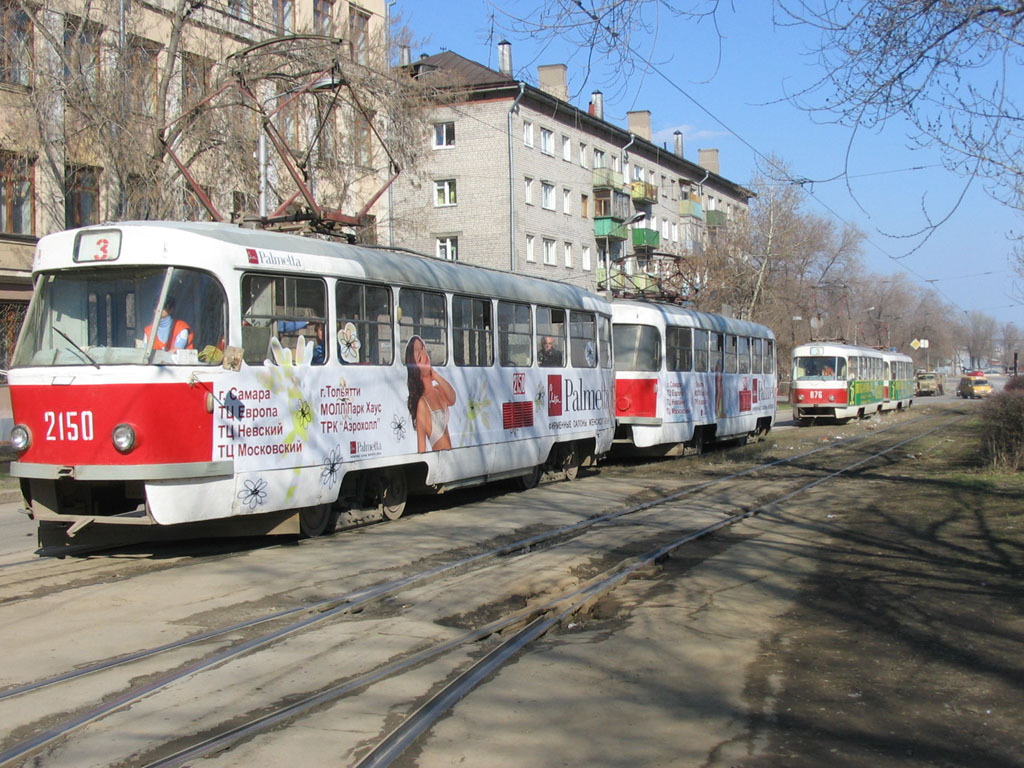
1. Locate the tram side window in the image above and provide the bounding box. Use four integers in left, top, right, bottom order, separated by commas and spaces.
764, 340, 775, 375
693, 328, 709, 372
453, 295, 493, 366
241, 274, 327, 366
536, 306, 566, 367
612, 324, 660, 372
751, 338, 763, 374
737, 336, 750, 374
666, 326, 692, 372
399, 288, 447, 366
711, 332, 724, 372
569, 310, 597, 368
336, 280, 393, 365
498, 300, 532, 366
598, 314, 612, 369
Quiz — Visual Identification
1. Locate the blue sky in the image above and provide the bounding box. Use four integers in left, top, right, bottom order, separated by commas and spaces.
398, 0, 1023, 328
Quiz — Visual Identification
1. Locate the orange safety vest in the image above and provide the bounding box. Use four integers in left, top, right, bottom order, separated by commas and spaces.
145, 319, 194, 351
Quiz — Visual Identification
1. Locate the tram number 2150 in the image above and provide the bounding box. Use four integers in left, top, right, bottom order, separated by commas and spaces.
44, 410, 95, 442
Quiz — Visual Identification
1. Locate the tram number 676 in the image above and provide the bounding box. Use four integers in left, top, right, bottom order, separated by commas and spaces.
44, 410, 95, 442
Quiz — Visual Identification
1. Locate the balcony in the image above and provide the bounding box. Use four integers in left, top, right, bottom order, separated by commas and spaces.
594, 217, 628, 241
592, 167, 624, 189
594, 189, 632, 221
706, 209, 728, 228
630, 181, 658, 204
631, 227, 660, 250
679, 199, 703, 219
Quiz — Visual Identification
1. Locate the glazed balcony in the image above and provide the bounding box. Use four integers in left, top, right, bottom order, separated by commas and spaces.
630, 181, 658, 204
594, 188, 631, 220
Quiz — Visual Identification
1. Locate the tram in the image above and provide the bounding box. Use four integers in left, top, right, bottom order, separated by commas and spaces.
7, 222, 615, 542
611, 300, 778, 455
881, 350, 915, 412
790, 341, 909, 423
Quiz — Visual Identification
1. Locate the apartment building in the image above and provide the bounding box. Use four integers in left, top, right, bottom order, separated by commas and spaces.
0, 0, 390, 367
390, 43, 753, 295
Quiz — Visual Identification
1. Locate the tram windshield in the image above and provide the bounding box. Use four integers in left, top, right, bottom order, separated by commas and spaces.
613, 323, 661, 372
12, 266, 227, 367
794, 355, 847, 381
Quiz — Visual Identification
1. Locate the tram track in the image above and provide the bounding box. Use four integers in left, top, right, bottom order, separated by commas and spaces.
0, 409, 960, 768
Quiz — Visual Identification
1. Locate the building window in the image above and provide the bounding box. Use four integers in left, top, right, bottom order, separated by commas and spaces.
352, 109, 374, 167
126, 38, 159, 116
348, 6, 371, 65
313, 0, 334, 35
181, 53, 211, 109
523, 120, 534, 147
64, 20, 100, 96
612, 154, 621, 172
541, 183, 554, 210
436, 236, 458, 261
540, 128, 554, 155
593, 148, 606, 169
632, 164, 645, 182
434, 179, 456, 207
0, 1, 32, 86
562, 135, 571, 161
227, 0, 252, 21
563, 242, 572, 268
579, 142, 588, 168
0, 153, 33, 234
582, 245, 591, 271
542, 238, 556, 266
525, 234, 535, 263
433, 121, 455, 148
273, 0, 294, 32
562, 188, 571, 215
581, 193, 589, 218
65, 165, 100, 229
524, 177, 533, 205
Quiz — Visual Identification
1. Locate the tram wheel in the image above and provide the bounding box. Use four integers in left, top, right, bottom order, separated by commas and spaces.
377, 468, 408, 520
690, 428, 706, 455
299, 504, 335, 538
516, 464, 542, 490
560, 442, 581, 481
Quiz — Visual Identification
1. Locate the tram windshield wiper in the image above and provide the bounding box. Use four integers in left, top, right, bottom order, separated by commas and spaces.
53, 328, 101, 369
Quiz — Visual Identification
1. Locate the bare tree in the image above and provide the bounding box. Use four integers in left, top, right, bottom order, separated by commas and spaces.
1001, 321, 1020, 370
960, 310, 999, 370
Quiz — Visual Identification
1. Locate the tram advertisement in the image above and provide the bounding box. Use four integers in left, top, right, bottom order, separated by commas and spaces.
659, 372, 776, 423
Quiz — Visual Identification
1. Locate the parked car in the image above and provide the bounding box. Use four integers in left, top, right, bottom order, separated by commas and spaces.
957, 375, 992, 399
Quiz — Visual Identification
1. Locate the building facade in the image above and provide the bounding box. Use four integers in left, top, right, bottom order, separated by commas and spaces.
0, 0, 390, 367
390, 45, 753, 296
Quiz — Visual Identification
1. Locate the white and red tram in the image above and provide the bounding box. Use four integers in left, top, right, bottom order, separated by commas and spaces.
611, 300, 777, 454
790, 341, 887, 423
8, 222, 615, 543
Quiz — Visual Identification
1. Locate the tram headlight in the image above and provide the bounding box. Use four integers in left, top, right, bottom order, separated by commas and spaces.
112, 423, 137, 454
828, 394, 836, 402
9, 424, 31, 452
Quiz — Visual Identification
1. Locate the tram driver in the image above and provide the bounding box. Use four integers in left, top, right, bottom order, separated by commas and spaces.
144, 296, 193, 351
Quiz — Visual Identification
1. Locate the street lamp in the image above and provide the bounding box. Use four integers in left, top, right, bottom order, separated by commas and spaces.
604, 211, 646, 294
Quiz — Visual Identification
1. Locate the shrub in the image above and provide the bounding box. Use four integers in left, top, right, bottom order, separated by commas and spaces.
979, 389, 1024, 470
1004, 375, 1024, 393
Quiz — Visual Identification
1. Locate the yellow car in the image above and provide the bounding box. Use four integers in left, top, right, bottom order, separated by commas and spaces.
957, 375, 992, 399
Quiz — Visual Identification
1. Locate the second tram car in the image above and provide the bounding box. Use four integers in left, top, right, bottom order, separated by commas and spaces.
790, 341, 912, 423
611, 300, 778, 454
8, 222, 615, 543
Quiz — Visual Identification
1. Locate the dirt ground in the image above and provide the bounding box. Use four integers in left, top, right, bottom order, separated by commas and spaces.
731, 403, 1024, 767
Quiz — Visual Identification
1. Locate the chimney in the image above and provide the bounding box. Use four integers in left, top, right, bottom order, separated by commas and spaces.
590, 91, 603, 121
673, 130, 683, 158
698, 148, 720, 174
537, 64, 568, 102
627, 110, 651, 141
498, 40, 513, 77
399, 45, 411, 67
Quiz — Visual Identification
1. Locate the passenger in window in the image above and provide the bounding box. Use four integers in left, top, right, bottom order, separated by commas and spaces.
310, 323, 325, 365
144, 296, 193, 350
538, 335, 563, 367
405, 336, 457, 452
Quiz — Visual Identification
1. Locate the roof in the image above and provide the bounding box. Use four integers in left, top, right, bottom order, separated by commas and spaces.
412, 50, 514, 89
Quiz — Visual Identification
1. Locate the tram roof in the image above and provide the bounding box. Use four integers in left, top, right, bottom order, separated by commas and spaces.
611, 299, 775, 338
791, 341, 888, 357
36, 222, 609, 313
